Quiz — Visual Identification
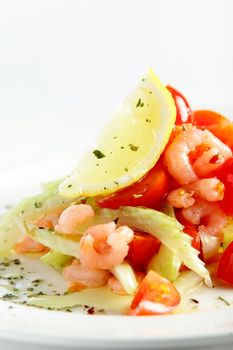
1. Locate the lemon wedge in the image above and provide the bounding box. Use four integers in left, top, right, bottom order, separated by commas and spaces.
59, 69, 176, 198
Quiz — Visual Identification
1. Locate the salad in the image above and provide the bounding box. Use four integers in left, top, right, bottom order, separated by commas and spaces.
1, 69, 233, 316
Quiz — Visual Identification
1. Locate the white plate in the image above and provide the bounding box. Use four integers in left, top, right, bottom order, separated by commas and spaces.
1, 116, 233, 350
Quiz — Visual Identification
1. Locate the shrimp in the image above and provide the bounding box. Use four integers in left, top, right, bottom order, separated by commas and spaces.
55, 204, 95, 234
167, 178, 225, 208
186, 178, 225, 202
14, 235, 47, 254
107, 272, 145, 295
107, 276, 127, 295
181, 199, 227, 236
80, 222, 134, 270
63, 259, 110, 291
167, 188, 195, 208
165, 126, 232, 185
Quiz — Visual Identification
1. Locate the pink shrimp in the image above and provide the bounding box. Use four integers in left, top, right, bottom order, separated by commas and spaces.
14, 236, 47, 254
181, 198, 227, 236
167, 188, 195, 208
55, 204, 95, 234
63, 259, 110, 291
107, 272, 145, 295
186, 178, 225, 202
165, 126, 232, 185
167, 178, 225, 208
80, 222, 134, 270
107, 276, 127, 295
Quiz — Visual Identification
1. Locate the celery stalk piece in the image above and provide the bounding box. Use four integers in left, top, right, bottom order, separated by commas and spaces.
148, 245, 181, 282
101, 207, 211, 286
111, 263, 138, 295
0, 185, 77, 256
26, 225, 80, 259
27, 287, 133, 312
174, 270, 203, 296
41, 251, 73, 272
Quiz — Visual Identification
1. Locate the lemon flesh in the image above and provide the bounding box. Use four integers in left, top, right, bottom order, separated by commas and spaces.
59, 69, 176, 198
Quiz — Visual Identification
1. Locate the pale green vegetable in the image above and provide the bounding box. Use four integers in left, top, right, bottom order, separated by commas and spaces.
101, 207, 211, 286
111, 263, 138, 295
0, 186, 76, 256
174, 270, 203, 296
148, 245, 181, 282
27, 286, 133, 312
26, 225, 80, 259
40, 251, 73, 272
222, 218, 233, 250
0, 215, 24, 257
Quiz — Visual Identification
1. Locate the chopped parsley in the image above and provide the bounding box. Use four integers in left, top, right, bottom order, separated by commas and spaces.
129, 144, 139, 151
93, 149, 106, 159
218, 296, 230, 306
2, 294, 16, 300
136, 98, 144, 108
146, 119, 151, 123
114, 181, 119, 185
124, 167, 128, 172
67, 184, 72, 188
34, 201, 42, 209
190, 298, 199, 304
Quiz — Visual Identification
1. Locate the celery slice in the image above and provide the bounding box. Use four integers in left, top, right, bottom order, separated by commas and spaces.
174, 270, 203, 296
101, 207, 211, 286
40, 251, 73, 272
26, 225, 80, 259
27, 287, 133, 312
148, 245, 181, 282
111, 263, 138, 295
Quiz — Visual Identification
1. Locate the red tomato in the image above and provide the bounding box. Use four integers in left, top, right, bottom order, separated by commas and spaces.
97, 161, 170, 210
175, 211, 200, 251
213, 157, 233, 216
129, 270, 180, 316
127, 232, 160, 271
217, 241, 233, 285
166, 85, 192, 125
192, 110, 233, 150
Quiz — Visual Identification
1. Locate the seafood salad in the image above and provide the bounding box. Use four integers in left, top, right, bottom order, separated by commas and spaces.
1, 69, 233, 316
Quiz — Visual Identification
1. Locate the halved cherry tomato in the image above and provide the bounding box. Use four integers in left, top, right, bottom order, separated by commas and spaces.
192, 110, 233, 150
129, 270, 180, 316
127, 232, 160, 271
166, 85, 192, 125
97, 161, 170, 210
217, 241, 233, 285
213, 157, 233, 216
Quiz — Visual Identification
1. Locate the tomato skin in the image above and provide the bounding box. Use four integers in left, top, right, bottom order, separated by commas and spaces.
127, 232, 160, 272
192, 110, 233, 151
213, 157, 233, 216
129, 270, 180, 316
97, 161, 170, 210
166, 85, 192, 125
217, 241, 233, 285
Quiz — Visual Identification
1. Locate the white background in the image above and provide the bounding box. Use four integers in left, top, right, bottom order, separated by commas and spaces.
0, 0, 232, 177
0, 0, 233, 121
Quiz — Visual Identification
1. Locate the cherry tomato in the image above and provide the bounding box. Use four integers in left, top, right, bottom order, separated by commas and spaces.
127, 232, 160, 272
166, 85, 192, 125
217, 241, 233, 285
129, 270, 180, 316
97, 161, 170, 210
192, 110, 233, 151
213, 157, 233, 216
